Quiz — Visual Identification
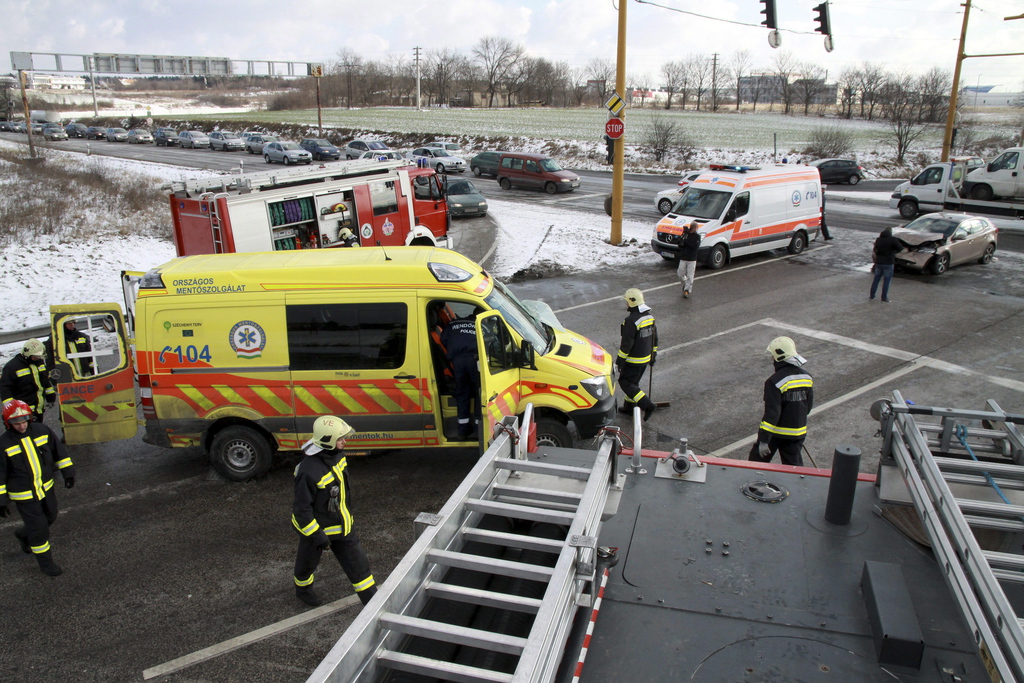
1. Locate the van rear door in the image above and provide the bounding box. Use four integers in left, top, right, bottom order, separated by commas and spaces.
475, 311, 523, 447
49, 303, 138, 445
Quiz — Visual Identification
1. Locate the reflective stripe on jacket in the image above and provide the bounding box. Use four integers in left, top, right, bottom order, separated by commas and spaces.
758, 362, 814, 440
292, 447, 353, 546
0, 423, 74, 506
618, 305, 658, 365
0, 355, 55, 413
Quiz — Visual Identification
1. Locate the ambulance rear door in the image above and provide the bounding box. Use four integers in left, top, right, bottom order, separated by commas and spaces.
49, 303, 138, 445
475, 311, 524, 448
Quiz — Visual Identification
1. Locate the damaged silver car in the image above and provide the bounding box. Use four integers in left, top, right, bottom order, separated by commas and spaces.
893, 213, 998, 275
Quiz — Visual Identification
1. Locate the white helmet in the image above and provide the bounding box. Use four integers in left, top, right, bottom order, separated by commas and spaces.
766, 336, 802, 363
624, 288, 644, 307
312, 415, 354, 450
23, 338, 45, 358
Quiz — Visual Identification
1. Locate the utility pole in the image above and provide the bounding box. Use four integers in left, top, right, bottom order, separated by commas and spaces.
18, 70, 37, 159
414, 46, 422, 110
711, 52, 719, 110
610, 0, 627, 245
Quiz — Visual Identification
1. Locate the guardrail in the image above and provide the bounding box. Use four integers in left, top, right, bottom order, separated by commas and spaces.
0, 324, 50, 346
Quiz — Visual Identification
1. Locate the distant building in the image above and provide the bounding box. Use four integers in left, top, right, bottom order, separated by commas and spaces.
963, 86, 1023, 107
21, 73, 87, 90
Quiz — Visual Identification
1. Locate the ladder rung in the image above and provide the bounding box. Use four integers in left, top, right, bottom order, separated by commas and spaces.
466, 498, 576, 525
936, 457, 1024, 478
428, 549, 555, 582
380, 612, 527, 655
425, 580, 543, 614
955, 498, 1024, 518
378, 649, 514, 683
964, 515, 1024, 532
983, 550, 1024, 571
992, 568, 1024, 584
495, 457, 592, 480
493, 483, 583, 507
462, 527, 565, 554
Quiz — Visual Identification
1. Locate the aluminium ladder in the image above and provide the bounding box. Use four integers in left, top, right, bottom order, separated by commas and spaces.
308, 408, 625, 683
879, 391, 1024, 682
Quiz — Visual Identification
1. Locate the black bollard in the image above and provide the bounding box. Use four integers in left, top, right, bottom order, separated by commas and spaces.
824, 445, 862, 525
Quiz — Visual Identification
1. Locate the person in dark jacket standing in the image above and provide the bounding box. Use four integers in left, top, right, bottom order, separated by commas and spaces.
749, 337, 814, 467
440, 312, 480, 439
617, 288, 658, 421
0, 399, 75, 576
0, 338, 56, 422
292, 415, 376, 608
63, 319, 94, 377
677, 223, 702, 298
870, 227, 903, 302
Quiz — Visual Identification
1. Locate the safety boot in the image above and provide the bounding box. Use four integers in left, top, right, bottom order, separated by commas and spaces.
357, 586, 377, 606
36, 551, 63, 576
296, 586, 322, 607
14, 529, 30, 555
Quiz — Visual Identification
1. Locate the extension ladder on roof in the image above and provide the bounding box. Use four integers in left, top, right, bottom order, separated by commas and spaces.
308, 408, 624, 683
880, 391, 1024, 682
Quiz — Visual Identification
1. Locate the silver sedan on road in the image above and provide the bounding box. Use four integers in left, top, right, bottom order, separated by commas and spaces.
411, 147, 466, 174
264, 141, 313, 165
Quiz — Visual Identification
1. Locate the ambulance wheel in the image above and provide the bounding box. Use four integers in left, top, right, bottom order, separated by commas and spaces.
706, 244, 727, 270
897, 199, 918, 219
787, 231, 807, 255
534, 417, 574, 449
210, 426, 274, 481
657, 198, 673, 215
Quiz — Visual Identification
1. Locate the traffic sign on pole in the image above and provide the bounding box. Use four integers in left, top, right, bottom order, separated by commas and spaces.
605, 92, 625, 116
605, 118, 624, 140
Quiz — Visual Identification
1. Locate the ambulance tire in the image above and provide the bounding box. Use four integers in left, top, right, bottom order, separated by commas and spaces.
706, 244, 727, 270
534, 417, 574, 449
210, 426, 274, 481
787, 231, 807, 255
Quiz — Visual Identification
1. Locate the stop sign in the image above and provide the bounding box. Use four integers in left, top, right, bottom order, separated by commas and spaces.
605, 118, 624, 139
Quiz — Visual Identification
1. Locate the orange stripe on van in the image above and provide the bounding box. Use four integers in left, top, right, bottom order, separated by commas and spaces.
743, 172, 819, 188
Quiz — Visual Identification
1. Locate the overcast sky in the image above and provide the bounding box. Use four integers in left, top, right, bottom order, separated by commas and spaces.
4, 0, 1022, 91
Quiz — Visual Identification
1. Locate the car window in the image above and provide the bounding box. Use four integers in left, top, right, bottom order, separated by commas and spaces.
904, 216, 959, 236
366, 142, 387, 150
281, 142, 300, 150
525, 160, 540, 173
448, 181, 473, 194
992, 151, 1019, 171
539, 158, 563, 172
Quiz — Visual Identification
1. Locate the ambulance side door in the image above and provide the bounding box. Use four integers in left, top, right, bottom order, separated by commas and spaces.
49, 303, 138, 445
475, 311, 523, 447
285, 295, 430, 448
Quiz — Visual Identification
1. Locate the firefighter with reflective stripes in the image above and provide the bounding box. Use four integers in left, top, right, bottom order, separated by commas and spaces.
616, 288, 659, 422
0, 400, 75, 576
292, 415, 376, 607
63, 319, 94, 377
0, 338, 56, 422
749, 336, 814, 467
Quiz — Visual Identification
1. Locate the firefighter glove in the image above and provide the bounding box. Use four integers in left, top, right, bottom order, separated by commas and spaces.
650, 353, 657, 367
316, 538, 330, 552
0, 505, 8, 518
758, 441, 771, 458
615, 358, 625, 372
64, 476, 75, 489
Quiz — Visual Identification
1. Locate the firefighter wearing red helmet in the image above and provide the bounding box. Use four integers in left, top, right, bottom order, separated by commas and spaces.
0, 338, 57, 422
0, 399, 75, 576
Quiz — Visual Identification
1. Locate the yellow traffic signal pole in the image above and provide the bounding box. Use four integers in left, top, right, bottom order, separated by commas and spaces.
610, 0, 627, 245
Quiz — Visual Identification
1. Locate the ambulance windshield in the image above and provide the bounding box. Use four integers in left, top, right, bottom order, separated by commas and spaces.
672, 187, 731, 219
486, 280, 551, 353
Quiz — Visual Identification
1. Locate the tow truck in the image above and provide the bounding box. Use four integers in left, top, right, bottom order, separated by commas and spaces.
308, 395, 1024, 682
890, 155, 1024, 219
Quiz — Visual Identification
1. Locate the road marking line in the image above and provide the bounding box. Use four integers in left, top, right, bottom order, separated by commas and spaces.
142, 595, 360, 679
553, 246, 832, 314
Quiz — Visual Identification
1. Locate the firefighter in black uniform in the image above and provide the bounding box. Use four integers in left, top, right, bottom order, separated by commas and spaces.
292, 415, 377, 607
616, 288, 659, 422
749, 336, 814, 467
440, 312, 479, 439
63, 319, 94, 377
0, 399, 75, 576
0, 338, 56, 422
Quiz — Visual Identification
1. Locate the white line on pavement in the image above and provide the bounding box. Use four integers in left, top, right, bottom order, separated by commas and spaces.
142, 595, 360, 679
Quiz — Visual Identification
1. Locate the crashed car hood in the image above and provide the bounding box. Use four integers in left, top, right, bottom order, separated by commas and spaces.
892, 228, 945, 246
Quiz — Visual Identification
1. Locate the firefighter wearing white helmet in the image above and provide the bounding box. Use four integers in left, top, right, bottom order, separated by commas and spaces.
749, 336, 814, 467
0, 338, 56, 422
291, 415, 377, 608
616, 288, 659, 422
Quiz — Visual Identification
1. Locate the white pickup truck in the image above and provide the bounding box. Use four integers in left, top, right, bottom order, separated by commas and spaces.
890, 150, 1024, 219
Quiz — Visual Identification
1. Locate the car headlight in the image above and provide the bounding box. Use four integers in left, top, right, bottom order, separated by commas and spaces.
451, 202, 463, 208
917, 247, 937, 254
581, 375, 611, 401
561, 178, 572, 182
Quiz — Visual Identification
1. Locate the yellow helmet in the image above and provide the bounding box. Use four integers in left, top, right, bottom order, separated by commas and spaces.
23, 338, 45, 358
312, 415, 354, 449
623, 288, 644, 307
766, 336, 799, 362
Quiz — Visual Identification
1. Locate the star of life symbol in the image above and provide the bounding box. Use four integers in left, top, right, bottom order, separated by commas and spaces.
230, 320, 266, 359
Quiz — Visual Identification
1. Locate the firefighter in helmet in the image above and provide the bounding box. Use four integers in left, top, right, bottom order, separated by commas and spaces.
749, 336, 814, 467
292, 416, 377, 607
0, 338, 56, 422
63, 318, 94, 377
0, 399, 75, 576
616, 288, 659, 421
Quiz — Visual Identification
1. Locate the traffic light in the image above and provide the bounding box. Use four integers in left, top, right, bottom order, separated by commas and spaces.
813, 2, 831, 35
760, 0, 778, 29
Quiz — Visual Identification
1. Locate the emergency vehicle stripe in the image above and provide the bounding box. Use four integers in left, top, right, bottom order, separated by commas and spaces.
252, 386, 292, 414
292, 515, 320, 536
323, 386, 369, 413
353, 576, 375, 592
294, 387, 332, 415
760, 422, 808, 437
358, 385, 402, 412
294, 574, 314, 586
31, 541, 50, 554
396, 384, 422, 407
179, 386, 216, 412
212, 385, 248, 406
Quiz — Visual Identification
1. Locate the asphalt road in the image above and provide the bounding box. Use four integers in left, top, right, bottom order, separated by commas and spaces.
3, 132, 1024, 682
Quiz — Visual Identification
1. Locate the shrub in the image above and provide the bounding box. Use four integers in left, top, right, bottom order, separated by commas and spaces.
805, 125, 854, 159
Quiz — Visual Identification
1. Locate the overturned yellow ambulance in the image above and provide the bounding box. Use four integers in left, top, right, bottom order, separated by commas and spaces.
49, 248, 616, 480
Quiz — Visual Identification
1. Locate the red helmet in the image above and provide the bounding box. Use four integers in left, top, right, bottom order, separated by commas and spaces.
3, 400, 32, 428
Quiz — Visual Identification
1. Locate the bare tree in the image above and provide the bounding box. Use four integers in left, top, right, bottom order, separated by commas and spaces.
528, 58, 570, 106
505, 56, 539, 107
730, 49, 752, 111
660, 60, 686, 110
746, 72, 769, 112
585, 57, 615, 102
426, 48, 470, 107
771, 51, 799, 114
794, 62, 827, 115
879, 73, 930, 165
644, 114, 682, 162
472, 36, 524, 107
630, 72, 653, 107
711, 59, 730, 111
836, 67, 860, 119
857, 62, 887, 120
567, 67, 590, 106
916, 66, 951, 124
689, 54, 712, 110
807, 125, 854, 158
327, 48, 364, 107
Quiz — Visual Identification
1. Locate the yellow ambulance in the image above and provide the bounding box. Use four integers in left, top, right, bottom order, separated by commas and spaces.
48, 248, 616, 480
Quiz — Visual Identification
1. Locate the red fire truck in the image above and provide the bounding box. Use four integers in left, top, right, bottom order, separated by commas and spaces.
167, 159, 452, 256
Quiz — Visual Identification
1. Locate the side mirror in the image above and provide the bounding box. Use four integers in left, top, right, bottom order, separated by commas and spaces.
519, 340, 536, 370
988, 162, 997, 173
724, 209, 736, 223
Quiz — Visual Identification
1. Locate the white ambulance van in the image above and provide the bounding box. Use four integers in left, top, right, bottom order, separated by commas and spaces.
650, 164, 823, 269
